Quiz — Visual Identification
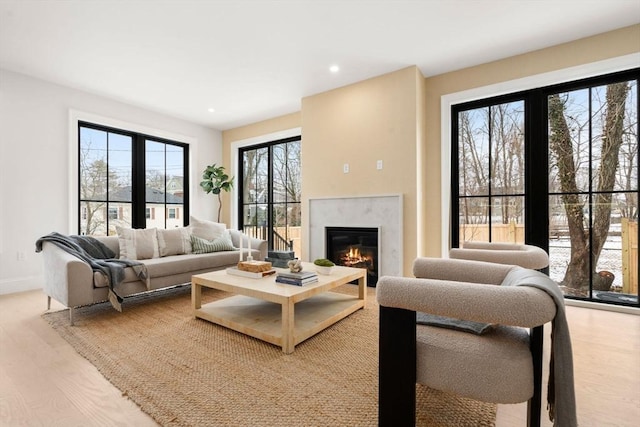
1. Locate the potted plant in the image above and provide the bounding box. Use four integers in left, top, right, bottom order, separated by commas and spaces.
313, 258, 335, 275
200, 164, 234, 223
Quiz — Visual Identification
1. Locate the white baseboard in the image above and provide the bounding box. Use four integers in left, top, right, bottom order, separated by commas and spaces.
565, 298, 639, 316
0, 275, 43, 295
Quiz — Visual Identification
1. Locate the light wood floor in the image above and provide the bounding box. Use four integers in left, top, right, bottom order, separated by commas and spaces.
1, 290, 638, 426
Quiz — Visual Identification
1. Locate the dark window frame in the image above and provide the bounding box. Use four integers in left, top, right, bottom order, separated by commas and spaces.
77, 121, 189, 233
238, 135, 301, 251
451, 68, 639, 306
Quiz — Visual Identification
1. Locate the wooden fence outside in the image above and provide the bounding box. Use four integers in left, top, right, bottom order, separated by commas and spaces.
459, 223, 525, 246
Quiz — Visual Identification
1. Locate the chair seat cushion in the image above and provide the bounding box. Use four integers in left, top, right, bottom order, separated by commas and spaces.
416, 324, 533, 404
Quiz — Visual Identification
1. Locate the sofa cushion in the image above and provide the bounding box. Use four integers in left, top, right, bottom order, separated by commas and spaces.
118, 251, 241, 282
116, 226, 159, 260
189, 216, 226, 241
157, 227, 192, 256
191, 232, 235, 254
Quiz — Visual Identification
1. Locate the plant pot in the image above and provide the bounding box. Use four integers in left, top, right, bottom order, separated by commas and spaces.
315, 265, 333, 275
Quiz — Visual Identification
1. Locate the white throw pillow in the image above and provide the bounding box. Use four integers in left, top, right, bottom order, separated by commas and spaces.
116, 226, 159, 260
189, 216, 226, 241
157, 227, 192, 257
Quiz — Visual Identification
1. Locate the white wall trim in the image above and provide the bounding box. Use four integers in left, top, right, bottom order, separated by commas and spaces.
229, 127, 302, 229
68, 109, 198, 234
0, 276, 43, 295
440, 53, 640, 256
565, 299, 639, 316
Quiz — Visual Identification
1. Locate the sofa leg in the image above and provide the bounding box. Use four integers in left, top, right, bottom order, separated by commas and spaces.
47, 296, 51, 311
69, 307, 75, 326
379, 305, 416, 427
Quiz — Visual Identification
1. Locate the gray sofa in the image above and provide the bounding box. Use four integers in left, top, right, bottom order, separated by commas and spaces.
41, 229, 267, 324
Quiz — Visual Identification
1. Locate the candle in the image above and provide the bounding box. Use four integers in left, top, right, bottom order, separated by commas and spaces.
248, 233, 252, 254
238, 231, 243, 262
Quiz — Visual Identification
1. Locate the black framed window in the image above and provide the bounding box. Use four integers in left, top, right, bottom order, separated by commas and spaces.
78, 121, 189, 235
452, 68, 639, 307
238, 136, 301, 254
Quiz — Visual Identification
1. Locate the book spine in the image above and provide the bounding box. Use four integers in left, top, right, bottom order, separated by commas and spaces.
275, 277, 318, 286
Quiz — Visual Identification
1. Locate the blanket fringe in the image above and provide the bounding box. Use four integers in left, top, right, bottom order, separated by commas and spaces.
108, 290, 123, 312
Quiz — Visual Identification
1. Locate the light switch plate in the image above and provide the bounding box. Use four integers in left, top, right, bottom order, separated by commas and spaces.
376, 160, 383, 170
343, 163, 349, 173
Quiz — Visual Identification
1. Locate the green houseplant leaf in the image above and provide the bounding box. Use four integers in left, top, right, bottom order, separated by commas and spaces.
200, 164, 234, 222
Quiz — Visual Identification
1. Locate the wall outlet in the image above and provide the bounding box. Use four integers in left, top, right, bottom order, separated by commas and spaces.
376, 160, 383, 170
17, 251, 26, 261
343, 163, 349, 173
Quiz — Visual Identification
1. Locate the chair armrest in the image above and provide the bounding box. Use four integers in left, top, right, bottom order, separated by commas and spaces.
40, 241, 94, 308
412, 257, 515, 285
450, 243, 549, 270
376, 276, 556, 327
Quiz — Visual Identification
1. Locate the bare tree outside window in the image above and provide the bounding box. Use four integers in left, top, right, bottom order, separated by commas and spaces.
548, 80, 638, 294
457, 101, 525, 244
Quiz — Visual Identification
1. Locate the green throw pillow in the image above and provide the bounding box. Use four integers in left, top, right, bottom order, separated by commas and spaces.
191, 233, 235, 254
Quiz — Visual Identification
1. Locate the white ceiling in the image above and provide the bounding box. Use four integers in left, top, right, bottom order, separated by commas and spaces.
1, 0, 638, 130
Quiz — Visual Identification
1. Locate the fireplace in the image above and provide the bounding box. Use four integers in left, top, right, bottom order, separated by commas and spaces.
325, 226, 379, 286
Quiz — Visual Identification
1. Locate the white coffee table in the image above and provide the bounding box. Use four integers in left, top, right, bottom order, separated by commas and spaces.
191, 262, 367, 353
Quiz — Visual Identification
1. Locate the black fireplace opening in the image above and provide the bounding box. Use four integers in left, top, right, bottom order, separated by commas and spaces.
325, 226, 379, 287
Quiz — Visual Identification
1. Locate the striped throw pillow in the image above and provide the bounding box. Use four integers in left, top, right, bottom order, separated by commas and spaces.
191, 232, 235, 254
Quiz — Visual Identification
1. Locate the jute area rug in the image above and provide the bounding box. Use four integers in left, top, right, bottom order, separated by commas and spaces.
43, 285, 496, 426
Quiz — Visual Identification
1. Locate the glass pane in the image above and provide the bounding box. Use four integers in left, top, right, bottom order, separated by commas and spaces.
490, 196, 524, 244
490, 101, 524, 195
107, 202, 132, 236
108, 133, 132, 201
458, 197, 489, 245
458, 108, 489, 196
592, 81, 638, 192
79, 127, 107, 201
243, 205, 255, 227
548, 89, 590, 193
272, 144, 286, 203
591, 194, 638, 306
80, 201, 106, 235
166, 204, 183, 228
146, 140, 165, 204
287, 203, 302, 256
145, 203, 163, 228
166, 144, 184, 204
286, 140, 301, 203
548, 194, 589, 298
243, 148, 267, 204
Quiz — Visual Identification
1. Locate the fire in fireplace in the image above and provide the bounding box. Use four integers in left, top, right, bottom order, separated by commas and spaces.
325, 226, 379, 286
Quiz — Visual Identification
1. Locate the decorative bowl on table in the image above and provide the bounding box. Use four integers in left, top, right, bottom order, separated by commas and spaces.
313, 258, 335, 275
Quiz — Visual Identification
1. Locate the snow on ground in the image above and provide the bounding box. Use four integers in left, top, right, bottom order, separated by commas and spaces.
549, 236, 624, 288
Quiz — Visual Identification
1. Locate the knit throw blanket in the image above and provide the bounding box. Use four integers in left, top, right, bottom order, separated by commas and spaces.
35, 232, 149, 312
502, 268, 578, 427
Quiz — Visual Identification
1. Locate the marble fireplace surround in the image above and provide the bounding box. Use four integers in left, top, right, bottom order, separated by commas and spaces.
308, 194, 403, 279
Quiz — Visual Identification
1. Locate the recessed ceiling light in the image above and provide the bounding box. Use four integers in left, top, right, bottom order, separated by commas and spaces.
207, 107, 216, 113
329, 65, 339, 73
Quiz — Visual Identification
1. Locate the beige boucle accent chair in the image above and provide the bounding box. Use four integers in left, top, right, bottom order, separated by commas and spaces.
377, 257, 562, 427
449, 241, 549, 270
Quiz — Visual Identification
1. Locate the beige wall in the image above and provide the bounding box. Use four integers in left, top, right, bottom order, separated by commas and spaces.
222, 24, 639, 275
301, 66, 423, 275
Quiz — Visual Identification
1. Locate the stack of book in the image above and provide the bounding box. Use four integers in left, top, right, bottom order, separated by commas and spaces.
275, 270, 318, 286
